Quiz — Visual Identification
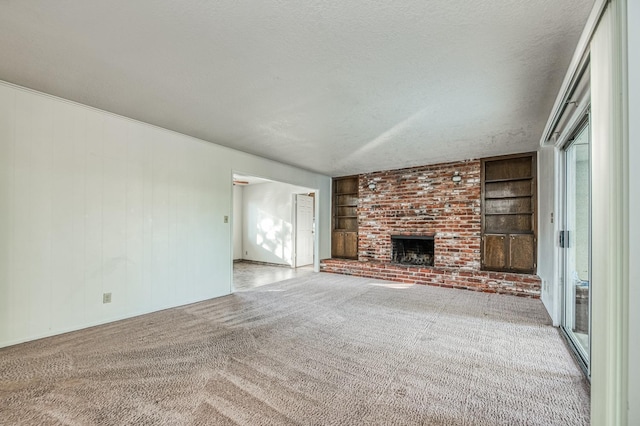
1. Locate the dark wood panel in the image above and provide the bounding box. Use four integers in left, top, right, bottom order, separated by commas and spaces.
509, 234, 535, 272
335, 193, 358, 206
481, 153, 537, 274
344, 232, 358, 259
484, 198, 531, 214
336, 217, 358, 231
485, 215, 532, 234
335, 177, 359, 194
336, 206, 357, 217
483, 235, 507, 270
332, 231, 345, 258
485, 156, 532, 181
485, 180, 532, 198
333, 176, 359, 258
332, 229, 357, 259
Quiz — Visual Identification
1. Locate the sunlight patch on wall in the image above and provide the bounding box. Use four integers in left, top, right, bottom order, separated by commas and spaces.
256, 209, 292, 263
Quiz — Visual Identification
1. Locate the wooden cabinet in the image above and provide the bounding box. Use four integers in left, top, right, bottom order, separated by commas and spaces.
481, 154, 537, 274
331, 231, 358, 259
332, 176, 358, 259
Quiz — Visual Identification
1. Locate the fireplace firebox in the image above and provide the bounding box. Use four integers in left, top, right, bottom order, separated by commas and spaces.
391, 235, 435, 266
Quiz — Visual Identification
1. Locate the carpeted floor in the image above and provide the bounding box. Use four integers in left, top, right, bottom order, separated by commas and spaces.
0, 273, 589, 425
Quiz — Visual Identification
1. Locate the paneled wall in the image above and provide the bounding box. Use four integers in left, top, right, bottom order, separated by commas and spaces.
0, 82, 331, 347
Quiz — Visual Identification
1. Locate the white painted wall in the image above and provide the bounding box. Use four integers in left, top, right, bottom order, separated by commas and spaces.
233, 185, 243, 260
0, 81, 331, 348
241, 181, 311, 266
537, 146, 559, 323
627, 0, 639, 422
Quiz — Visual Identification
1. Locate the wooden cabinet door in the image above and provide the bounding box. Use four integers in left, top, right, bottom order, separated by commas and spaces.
332, 231, 345, 258
482, 233, 535, 273
509, 234, 535, 272
344, 232, 358, 259
332, 231, 358, 259
482, 234, 507, 270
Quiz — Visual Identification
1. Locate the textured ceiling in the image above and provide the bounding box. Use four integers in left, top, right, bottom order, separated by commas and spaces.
0, 0, 593, 176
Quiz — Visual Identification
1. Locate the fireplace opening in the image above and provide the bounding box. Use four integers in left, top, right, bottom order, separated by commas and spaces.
391, 235, 434, 266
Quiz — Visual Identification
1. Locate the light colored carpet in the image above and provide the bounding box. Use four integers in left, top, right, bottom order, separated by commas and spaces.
0, 273, 589, 425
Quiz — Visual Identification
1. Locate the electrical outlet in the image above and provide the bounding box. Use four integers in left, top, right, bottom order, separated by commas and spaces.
103, 292, 112, 304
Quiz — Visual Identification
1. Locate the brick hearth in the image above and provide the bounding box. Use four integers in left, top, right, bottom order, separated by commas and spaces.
322, 159, 541, 297
321, 259, 540, 297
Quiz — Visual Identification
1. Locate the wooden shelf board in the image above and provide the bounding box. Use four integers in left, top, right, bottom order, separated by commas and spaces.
484, 195, 532, 200
484, 212, 533, 216
484, 177, 533, 183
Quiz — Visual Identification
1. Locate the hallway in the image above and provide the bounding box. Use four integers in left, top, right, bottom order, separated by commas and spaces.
233, 261, 315, 291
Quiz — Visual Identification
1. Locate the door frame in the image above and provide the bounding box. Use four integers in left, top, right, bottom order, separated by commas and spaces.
230, 171, 320, 292
559, 116, 592, 376
293, 193, 315, 268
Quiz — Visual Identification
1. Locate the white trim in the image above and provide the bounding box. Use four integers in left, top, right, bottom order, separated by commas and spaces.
590, 1, 629, 423
552, 146, 564, 326
539, 0, 608, 146
626, 0, 640, 423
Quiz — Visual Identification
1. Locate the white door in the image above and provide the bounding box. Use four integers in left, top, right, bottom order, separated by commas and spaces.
295, 194, 314, 267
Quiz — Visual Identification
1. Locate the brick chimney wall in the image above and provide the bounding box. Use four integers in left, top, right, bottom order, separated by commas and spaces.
358, 160, 481, 269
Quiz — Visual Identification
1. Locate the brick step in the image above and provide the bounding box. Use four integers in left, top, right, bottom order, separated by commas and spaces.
320, 259, 541, 298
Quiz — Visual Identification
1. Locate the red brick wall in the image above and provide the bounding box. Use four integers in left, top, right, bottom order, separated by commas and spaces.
321, 259, 541, 297
358, 160, 481, 269
324, 159, 541, 297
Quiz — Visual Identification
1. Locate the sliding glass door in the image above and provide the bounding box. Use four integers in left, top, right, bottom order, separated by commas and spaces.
562, 121, 591, 373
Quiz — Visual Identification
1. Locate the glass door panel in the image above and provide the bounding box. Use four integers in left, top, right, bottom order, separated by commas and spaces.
562, 123, 591, 370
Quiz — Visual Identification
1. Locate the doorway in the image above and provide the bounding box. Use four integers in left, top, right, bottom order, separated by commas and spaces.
294, 193, 314, 267
232, 173, 317, 291
561, 120, 591, 374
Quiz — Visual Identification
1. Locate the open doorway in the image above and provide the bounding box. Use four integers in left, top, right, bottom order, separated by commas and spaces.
232, 173, 317, 291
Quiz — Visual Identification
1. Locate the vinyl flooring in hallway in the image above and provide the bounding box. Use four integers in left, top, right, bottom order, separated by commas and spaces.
233, 261, 314, 291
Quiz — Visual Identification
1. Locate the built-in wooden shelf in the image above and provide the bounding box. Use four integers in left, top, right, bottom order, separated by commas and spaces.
484, 177, 533, 183
481, 153, 537, 274
332, 176, 359, 259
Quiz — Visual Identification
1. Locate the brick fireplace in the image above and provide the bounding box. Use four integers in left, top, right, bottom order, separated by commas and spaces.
391, 235, 434, 266
321, 160, 541, 297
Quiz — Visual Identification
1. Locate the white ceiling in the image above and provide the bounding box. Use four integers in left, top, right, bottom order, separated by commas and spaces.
0, 0, 593, 176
